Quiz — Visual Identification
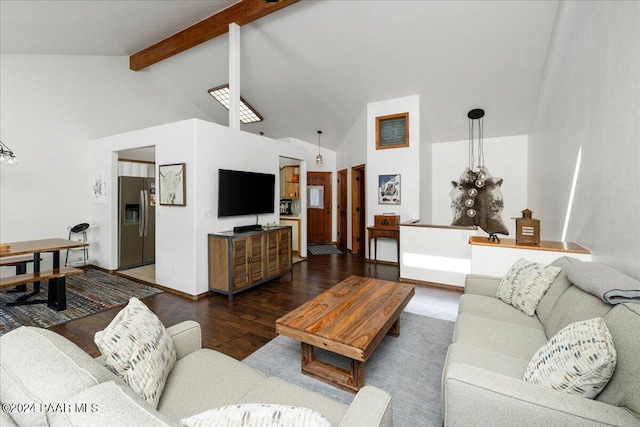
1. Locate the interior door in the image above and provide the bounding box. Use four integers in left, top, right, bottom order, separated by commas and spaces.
338, 169, 348, 249
351, 165, 366, 257
307, 171, 332, 244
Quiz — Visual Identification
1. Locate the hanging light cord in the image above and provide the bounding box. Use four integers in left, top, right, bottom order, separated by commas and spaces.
467, 115, 485, 172
468, 120, 475, 171
478, 116, 484, 170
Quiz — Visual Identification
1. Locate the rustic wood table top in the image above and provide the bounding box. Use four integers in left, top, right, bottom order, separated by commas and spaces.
276, 275, 415, 362
0, 238, 88, 258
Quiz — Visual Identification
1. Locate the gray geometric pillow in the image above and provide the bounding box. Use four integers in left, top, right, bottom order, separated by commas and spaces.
524, 317, 616, 399
94, 297, 176, 408
496, 258, 561, 316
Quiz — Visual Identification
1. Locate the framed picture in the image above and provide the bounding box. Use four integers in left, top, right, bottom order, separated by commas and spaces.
159, 163, 186, 206
92, 169, 106, 204
376, 112, 409, 150
378, 174, 401, 204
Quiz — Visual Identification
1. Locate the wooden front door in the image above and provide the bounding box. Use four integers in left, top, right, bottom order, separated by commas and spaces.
351, 165, 366, 257
307, 171, 332, 244
338, 169, 348, 249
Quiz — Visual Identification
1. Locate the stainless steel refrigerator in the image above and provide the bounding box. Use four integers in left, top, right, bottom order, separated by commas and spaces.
118, 177, 155, 269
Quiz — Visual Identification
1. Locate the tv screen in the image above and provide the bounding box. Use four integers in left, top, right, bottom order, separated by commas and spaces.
218, 169, 276, 217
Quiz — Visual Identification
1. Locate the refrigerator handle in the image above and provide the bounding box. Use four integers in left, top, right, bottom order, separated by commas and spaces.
139, 190, 145, 238
143, 190, 149, 237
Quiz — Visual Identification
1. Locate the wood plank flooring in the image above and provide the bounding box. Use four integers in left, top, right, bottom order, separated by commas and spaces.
48, 252, 462, 360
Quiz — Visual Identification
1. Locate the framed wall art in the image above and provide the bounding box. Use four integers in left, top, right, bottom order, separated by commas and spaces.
376, 112, 409, 150
378, 174, 401, 204
159, 163, 186, 206
92, 169, 106, 204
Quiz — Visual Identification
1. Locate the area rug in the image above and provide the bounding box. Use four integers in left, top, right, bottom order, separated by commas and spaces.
307, 244, 343, 255
0, 268, 161, 336
243, 311, 454, 427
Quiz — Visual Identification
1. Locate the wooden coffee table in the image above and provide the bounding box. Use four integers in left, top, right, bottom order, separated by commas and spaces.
275, 275, 414, 391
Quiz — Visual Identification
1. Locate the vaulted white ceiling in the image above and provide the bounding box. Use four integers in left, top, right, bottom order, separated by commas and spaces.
0, 0, 559, 150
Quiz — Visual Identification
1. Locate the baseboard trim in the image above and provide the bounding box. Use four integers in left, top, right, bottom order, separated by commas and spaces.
152, 283, 207, 301
399, 277, 464, 293
91, 265, 208, 301
365, 258, 399, 266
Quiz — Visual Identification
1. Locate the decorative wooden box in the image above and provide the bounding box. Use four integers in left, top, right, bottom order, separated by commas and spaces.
374, 214, 400, 229
515, 209, 540, 246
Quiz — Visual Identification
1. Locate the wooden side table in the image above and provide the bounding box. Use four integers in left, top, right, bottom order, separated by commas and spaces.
367, 226, 400, 265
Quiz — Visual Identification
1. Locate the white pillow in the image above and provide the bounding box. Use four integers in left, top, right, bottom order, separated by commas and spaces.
181, 404, 331, 427
94, 297, 176, 408
496, 258, 561, 316
524, 317, 616, 399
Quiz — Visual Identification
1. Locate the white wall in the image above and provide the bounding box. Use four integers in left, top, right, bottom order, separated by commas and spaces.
91, 119, 307, 296
432, 135, 528, 237
336, 109, 368, 251
529, 1, 640, 278
195, 124, 307, 294
0, 54, 208, 270
419, 95, 434, 223
91, 120, 197, 294
367, 95, 421, 262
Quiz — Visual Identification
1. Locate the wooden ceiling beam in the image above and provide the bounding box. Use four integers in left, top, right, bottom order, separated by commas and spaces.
130, 0, 299, 71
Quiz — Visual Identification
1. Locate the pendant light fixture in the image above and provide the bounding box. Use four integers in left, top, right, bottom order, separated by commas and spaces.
316, 130, 323, 165
449, 107, 509, 241
0, 140, 17, 166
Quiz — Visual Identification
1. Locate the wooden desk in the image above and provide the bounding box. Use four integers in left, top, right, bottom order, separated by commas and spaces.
367, 226, 400, 265
0, 238, 88, 311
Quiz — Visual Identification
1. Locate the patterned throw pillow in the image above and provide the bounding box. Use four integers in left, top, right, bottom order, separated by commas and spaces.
181, 404, 331, 427
94, 297, 177, 408
524, 317, 616, 398
496, 258, 561, 316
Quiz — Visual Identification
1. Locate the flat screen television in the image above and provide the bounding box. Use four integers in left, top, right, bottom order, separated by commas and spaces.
218, 169, 276, 217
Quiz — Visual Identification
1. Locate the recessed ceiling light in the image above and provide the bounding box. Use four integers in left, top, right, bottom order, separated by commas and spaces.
207, 84, 263, 124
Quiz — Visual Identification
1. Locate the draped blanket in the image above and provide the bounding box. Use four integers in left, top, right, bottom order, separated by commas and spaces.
565, 262, 640, 305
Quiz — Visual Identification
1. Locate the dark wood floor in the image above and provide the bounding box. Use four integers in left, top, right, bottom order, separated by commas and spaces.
49, 252, 461, 360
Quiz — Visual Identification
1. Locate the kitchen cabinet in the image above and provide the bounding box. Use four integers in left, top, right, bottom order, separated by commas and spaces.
279, 217, 300, 252
208, 226, 292, 300
280, 165, 300, 199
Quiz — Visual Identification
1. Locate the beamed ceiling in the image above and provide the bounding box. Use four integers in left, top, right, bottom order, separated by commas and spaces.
0, 0, 560, 150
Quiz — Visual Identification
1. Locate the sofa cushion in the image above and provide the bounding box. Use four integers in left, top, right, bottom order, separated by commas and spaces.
524, 318, 616, 399
0, 327, 118, 427
597, 304, 640, 415
180, 404, 331, 427
543, 285, 613, 338
452, 314, 548, 360
50, 381, 177, 427
157, 348, 266, 421
440, 342, 532, 418
0, 408, 18, 427
458, 294, 544, 330
443, 343, 530, 380
496, 258, 561, 316
535, 257, 579, 326
95, 297, 177, 409
238, 377, 348, 427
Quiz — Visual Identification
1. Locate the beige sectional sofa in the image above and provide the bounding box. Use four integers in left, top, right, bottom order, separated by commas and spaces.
441, 256, 640, 426
0, 320, 393, 426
